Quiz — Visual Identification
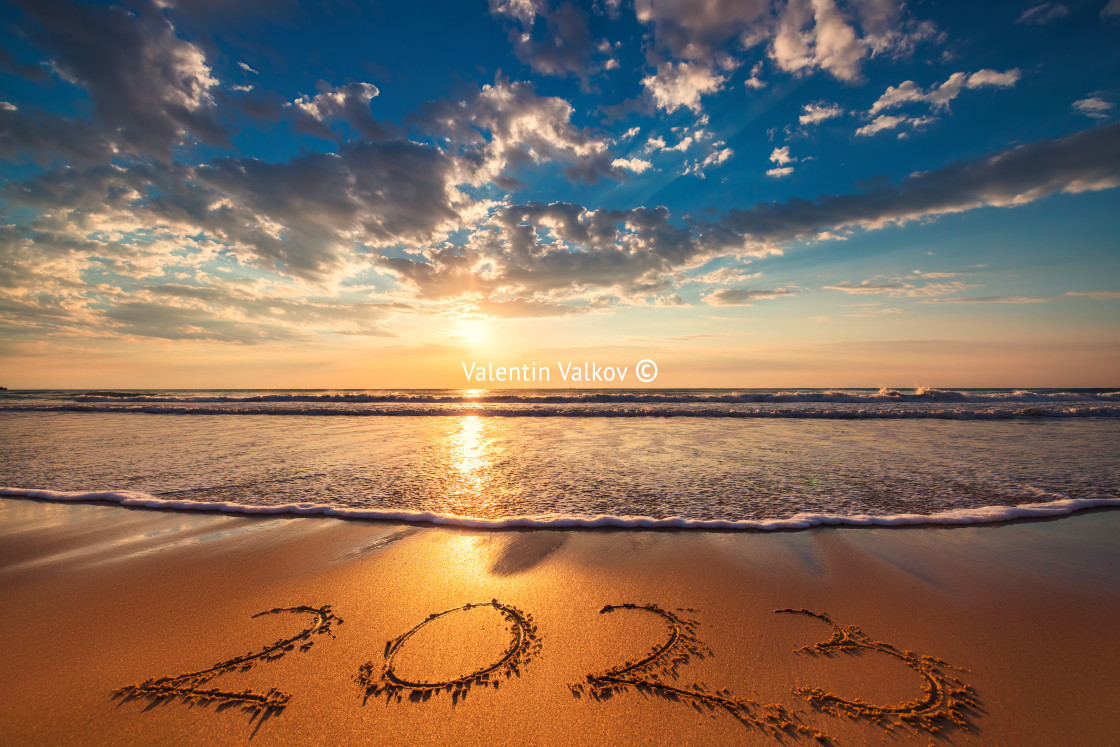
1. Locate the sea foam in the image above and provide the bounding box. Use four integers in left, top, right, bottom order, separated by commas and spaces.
3, 487, 1118, 531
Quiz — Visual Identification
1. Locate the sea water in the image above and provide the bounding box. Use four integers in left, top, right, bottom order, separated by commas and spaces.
2, 388, 1118, 529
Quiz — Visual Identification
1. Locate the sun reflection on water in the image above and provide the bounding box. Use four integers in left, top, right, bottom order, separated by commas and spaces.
447, 416, 497, 508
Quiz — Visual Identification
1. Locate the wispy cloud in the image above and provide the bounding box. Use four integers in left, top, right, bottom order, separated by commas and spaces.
917, 296, 1051, 304
1016, 3, 1069, 25
1073, 96, 1113, 120
703, 288, 797, 306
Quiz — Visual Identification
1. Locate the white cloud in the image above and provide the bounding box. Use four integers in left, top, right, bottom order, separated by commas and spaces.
237, 61, 259, 74
0, 101, 17, 111
668, 135, 695, 151
870, 69, 1020, 115
869, 79, 925, 113
799, 101, 843, 125
489, 0, 543, 26
855, 113, 934, 136
653, 293, 689, 307
688, 266, 763, 285
1073, 96, 1113, 119
641, 61, 726, 113
285, 81, 391, 141
766, 166, 794, 177
966, 69, 1022, 88
612, 157, 653, 174
770, 146, 793, 165
289, 82, 379, 121
744, 61, 766, 89
771, 0, 867, 82
684, 146, 734, 177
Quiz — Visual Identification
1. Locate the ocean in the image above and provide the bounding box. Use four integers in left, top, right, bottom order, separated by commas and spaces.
2, 388, 1118, 529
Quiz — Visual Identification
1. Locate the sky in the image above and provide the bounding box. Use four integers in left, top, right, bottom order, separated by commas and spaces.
0, 0, 1118, 389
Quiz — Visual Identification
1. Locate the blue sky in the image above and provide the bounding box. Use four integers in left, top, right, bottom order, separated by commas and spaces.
0, 0, 1118, 387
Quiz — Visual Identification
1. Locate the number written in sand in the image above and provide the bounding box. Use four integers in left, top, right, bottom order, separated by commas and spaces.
355, 599, 541, 704
776, 608, 976, 734
570, 604, 827, 741
114, 605, 343, 717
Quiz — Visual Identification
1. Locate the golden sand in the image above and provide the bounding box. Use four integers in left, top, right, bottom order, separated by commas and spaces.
1, 498, 1118, 744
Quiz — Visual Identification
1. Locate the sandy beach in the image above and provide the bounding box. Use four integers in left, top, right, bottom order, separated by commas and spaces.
2, 497, 1117, 745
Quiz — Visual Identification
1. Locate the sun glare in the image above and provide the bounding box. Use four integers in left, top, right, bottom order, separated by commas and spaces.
456, 319, 488, 344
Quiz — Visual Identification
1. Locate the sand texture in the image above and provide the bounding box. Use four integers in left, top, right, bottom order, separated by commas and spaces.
1, 498, 1118, 745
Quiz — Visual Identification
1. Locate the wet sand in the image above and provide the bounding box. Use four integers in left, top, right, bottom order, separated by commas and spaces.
1, 497, 1118, 745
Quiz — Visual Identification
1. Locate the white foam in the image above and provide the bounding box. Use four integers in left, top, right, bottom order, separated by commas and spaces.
3, 487, 1118, 531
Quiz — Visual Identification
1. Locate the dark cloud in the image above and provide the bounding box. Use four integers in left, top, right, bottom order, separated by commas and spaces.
195, 140, 458, 268
4, 111, 1118, 324
380, 123, 1120, 311
490, 1, 596, 78
0, 220, 403, 339
704, 288, 797, 305
0, 107, 119, 165
634, 0, 770, 62
376, 202, 709, 304
12, 0, 227, 160
6, 138, 461, 281
104, 300, 290, 343
722, 122, 1120, 244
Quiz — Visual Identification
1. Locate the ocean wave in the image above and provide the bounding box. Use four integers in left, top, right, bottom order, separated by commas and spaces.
1, 403, 1118, 418
65, 388, 1120, 405
3, 487, 1118, 531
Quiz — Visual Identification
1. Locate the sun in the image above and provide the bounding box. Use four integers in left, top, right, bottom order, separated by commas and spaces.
456, 318, 489, 344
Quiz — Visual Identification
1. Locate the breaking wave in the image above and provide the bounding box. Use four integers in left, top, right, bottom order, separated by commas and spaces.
3, 487, 1117, 531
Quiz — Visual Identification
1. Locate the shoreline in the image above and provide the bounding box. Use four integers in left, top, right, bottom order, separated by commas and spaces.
2, 498, 1118, 744
4, 487, 1120, 532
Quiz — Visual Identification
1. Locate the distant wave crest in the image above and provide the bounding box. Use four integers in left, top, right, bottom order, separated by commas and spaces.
1, 388, 1116, 418
63, 388, 1120, 405
0, 403, 1117, 418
